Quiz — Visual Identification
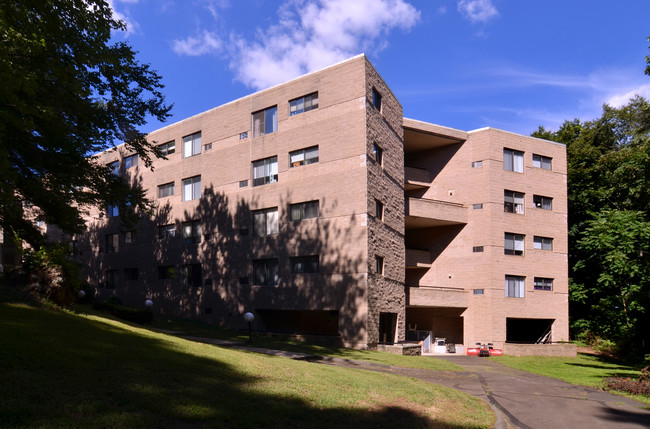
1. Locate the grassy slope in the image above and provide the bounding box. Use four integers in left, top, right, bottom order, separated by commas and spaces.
0, 303, 493, 428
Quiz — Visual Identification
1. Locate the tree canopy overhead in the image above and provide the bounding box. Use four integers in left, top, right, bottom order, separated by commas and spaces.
0, 0, 171, 246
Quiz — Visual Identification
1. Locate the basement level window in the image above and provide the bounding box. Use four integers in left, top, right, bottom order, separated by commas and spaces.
473, 289, 484, 295
472, 203, 483, 210
472, 246, 484, 253
471, 161, 483, 168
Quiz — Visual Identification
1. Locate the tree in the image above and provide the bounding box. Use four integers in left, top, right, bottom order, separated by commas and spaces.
0, 0, 171, 248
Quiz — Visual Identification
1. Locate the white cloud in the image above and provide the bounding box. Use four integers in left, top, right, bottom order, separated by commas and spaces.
457, 0, 498, 24
606, 84, 650, 107
107, 0, 139, 34
172, 31, 223, 56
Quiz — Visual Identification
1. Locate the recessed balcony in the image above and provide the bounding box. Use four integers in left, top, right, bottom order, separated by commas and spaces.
405, 166, 432, 191
405, 197, 467, 228
406, 249, 432, 269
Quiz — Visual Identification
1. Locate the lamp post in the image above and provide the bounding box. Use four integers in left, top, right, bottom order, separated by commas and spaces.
145, 299, 153, 308
244, 312, 254, 343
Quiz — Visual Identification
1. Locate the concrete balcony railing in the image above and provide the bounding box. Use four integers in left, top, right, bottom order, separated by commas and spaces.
404, 166, 432, 190
407, 285, 469, 307
405, 249, 432, 269
405, 197, 467, 228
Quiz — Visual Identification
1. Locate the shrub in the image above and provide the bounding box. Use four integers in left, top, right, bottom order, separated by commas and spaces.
605, 367, 650, 396
93, 300, 153, 325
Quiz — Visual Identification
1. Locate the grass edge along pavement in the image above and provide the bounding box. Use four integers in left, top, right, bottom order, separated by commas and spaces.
0, 302, 494, 428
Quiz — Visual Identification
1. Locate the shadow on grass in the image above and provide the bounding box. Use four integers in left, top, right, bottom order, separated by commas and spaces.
0, 303, 476, 428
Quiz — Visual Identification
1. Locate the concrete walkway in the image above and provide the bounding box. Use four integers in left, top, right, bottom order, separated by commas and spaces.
178, 335, 650, 429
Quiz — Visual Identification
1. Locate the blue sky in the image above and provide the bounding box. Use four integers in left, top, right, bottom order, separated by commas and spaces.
110, 0, 650, 135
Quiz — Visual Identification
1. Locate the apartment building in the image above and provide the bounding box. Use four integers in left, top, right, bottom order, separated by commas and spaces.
76, 54, 569, 350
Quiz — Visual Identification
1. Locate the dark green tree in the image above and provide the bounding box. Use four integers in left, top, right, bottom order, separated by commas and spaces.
0, 0, 171, 247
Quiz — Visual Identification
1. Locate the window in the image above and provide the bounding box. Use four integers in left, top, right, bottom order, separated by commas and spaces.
159, 140, 175, 156
375, 199, 384, 221
534, 236, 553, 250
124, 154, 138, 169
239, 277, 249, 285
123, 230, 135, 245
252, 106, 278, 138
240, 131, 248, 140
181, 264, 202, 287
290, 255, 319, 274
290, 200, 319, 220
532, 154, 552, 170
503, 148, 524, 173
182, 175, 201, 201
105, 270, 117, 289
239, 180, 248, 188
534, 277, 553, 291
372, 88, 382, 110
473, 289, 484, 295
106, 204, 119, 217
252, 156, 278, 186
158, 182, 175, 198
472, 203, 483, 210
124, 268, 138, 281
533, 195, 553, 210
373, 143, 383, 166
105, 234, 118, 253
158, 265, 176, 280
253, 208, 279, 237
158, 224, 176, 239
505, 275, 525, 297
471, 161, 483, 168
504, 190, 525, 214
289, 92, 318, 116
289, 146, 319, 167
375, 255, 384, 275
182, 220, 202, 244
504, 233, 525, 256
472, 246, 484, 253
108, 161, 119, 175
253, 258, 279, 286
204, 143, 212, 151
183, 132, 202, 158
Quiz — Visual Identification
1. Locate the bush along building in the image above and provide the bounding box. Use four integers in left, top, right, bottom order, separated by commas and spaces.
76, 54, 572, 355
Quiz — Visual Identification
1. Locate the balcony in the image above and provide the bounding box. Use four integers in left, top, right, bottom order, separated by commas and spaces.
405, 197, 467, 228
407, 285, 469, 307
406, 249, 432, 269
404, 166, 432, 191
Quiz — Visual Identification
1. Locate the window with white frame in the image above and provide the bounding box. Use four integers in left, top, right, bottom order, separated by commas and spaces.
290, 255, 319, 274
503, 148, 524, 172
289, 146, 318, 167
532, 154, 552, 170
182, 175, 201, 201
253, 258, 279, 286
533, 195, 553, 210
159, 140, 175, 156
252, 106, 278, 138
252, 156, 278, 186
534, 277, 553, 291
124, 154, 138, 169
505, 275, 525, 297
182, 220, 201, 244
106, 204, 119, 217
289, 92, 318, 116
504, 233, 525, 256
534, 236, 553, 250
158, 182, 175, 198
183, 132, 202, 158
290, 200, 319, 220
158, 224, 176, 239
504, 190, 525, 214
471, 161, 483, 168
253, 207, 279, 237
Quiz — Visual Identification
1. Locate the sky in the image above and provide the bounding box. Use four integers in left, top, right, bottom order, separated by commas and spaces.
109, 0, 650, 136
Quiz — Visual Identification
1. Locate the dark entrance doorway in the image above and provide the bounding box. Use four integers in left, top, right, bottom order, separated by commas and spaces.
506, 318, 554, 343
379, 312, 397, 344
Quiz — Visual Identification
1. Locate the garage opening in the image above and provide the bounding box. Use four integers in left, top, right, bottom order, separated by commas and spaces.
378, 312, 397, 345
506, 318, 554, 343
255, 309, 339, 335
405, 307, 464, 344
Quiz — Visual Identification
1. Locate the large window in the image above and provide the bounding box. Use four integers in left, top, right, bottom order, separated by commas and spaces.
505, 275, 525, 297
289, 146, 318, 167
183, 132, 202, 158
252, 106, 278, 138
124, 154, 138, 169
534, 236, 553, 250
182, 220, 201, 244
106, 204, 119, 217
253, 258, 279, 286
108, 161, 119, 175
290, 200, 319, 220
158, 224, 176, 239
534, 277, 553, 291
158, 182, 175, 198
159, 140, 175, 156
105, 233, 118, 253
289, 92, 318, 116
253, 208, 279, 237
504, 233, 525, 256
532, 154, 552, 170
503, 148, 524, 173
182, 175, 201, 201
533, 195, 553, 210
290, 255, 319, 274
504, 190, 525, 214
252, 156, 278, 186
372, 88, 382, 110
181, 264, 202, 287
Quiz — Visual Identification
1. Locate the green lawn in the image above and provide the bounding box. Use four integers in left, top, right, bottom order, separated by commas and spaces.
0, 302, 493, 428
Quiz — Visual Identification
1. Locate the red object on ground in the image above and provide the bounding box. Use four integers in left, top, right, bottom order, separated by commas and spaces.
467, 348, 479, 356
490, 349, 503, 356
